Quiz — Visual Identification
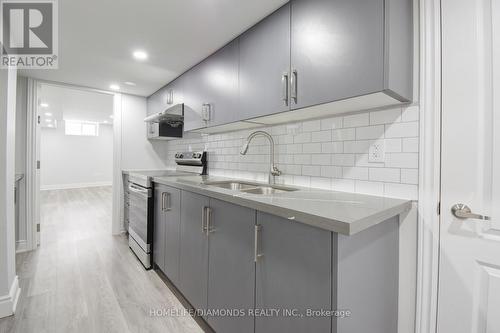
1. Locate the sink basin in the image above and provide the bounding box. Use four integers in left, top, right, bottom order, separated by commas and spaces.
204, 180, 298, 195
240, 187, 295, 195
203, 181, 258, 191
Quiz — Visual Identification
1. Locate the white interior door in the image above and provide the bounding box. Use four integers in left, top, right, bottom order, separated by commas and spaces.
438, 0, 500, 332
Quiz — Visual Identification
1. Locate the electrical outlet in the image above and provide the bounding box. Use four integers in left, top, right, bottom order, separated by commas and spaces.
369, 141, 385, 163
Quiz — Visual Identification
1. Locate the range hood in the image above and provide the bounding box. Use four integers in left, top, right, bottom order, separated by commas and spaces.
144, 103, 184, 124
144, 104, 184, 140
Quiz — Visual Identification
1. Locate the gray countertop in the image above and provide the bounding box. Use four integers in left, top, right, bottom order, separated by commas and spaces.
152, 175, 412, 236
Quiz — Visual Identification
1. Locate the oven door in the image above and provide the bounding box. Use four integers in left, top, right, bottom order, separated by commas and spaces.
128, 183, 152, 252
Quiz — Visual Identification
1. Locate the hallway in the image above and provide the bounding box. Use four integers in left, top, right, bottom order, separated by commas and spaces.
0, 187, 202, 333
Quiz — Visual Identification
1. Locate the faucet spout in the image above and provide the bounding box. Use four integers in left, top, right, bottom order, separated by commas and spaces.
240, 131, 281, 184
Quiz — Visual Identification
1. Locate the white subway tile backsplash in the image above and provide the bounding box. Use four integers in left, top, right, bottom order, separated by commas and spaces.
385, 122, 419, 138
342, 167, 369, 180
311, 130, 332, 142
369, 168, 401, 183
165, 105, 419, 200
385, 153, 419, 168
402, 137, 419, 152
401, 169, 419, 184
356, 125, 385, 140
302, 120, 321, 132
369, 108, 402, 125
302, 143, 322, 153
343, 113, 369, 128
321, 117, 343, 130
332, 128, 356, 141
302, 165, 321, 176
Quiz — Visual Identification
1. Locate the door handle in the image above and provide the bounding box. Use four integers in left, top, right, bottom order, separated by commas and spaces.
451, 204, 491, 220
281, 72, 289, 106
254, 224, 263, 262
165, 193, 171, 211
205, 207, 214, 236
290, 69, 298, 104
201, 206, 207, 233
161, 192, 166, 211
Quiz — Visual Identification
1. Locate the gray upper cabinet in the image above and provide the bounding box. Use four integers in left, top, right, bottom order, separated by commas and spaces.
147, 76, 184, 116
207, 199, 256, 333
239, 4, 291, 120
183, 39, 239, 131
255, 212, 332, 333
178, 190, 210, 312
290, 0, 412, 110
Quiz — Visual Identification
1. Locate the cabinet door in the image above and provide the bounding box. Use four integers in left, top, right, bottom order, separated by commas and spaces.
239, 4, 290, 120
183, 63, 207, 131
178, 190, 210, 311
290, 0, 384, 109
153, 185, 166, 272
255, 212, 332, 333
163, 186, 181, 286
207, 199, 255, 333
147, 76, 184, 116
183, 40, 239, 130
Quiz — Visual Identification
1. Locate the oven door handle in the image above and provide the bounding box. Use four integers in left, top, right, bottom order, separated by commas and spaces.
128, 183, 151, 197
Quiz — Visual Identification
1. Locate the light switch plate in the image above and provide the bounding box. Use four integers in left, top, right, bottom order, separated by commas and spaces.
369, 141, 385, 163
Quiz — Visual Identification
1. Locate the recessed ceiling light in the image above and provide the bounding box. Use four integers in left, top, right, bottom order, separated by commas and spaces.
124, 81, 136, 86
40, 103, 49, 108
47, 124, 54, 128
133, 50, 148, 61
109, 84, 120, 91
103, 120, 109, 124
45, 112, 52, 116
109, 115, 114, 119
46, 119, 52, 122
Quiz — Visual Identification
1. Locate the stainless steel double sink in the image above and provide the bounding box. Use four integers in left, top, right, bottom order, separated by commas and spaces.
203, 180, 298, 195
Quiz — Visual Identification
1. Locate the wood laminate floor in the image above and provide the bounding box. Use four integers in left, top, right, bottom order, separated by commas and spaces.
0, 186, 203, 333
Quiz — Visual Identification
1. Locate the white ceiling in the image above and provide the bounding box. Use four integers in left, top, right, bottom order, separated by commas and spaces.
20, 0, 288, 97
38, 83, 114, 128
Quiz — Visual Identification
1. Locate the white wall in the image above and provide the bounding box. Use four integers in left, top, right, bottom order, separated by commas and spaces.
40, 123, 114, 190
0, 68, 20, 318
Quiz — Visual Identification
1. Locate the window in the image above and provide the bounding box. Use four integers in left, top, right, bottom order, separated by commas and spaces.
65, 120, 99, 136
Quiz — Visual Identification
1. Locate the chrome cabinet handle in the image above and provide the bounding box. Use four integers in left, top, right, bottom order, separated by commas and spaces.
165, 193, 171, 211
281, 72, 289, 106
205, 207, 214, 236
290, 69, 297, 104
201, 206, 207, 233
161, 192, 166, 211
451, 204, 491, 220
254, 224, 263, 262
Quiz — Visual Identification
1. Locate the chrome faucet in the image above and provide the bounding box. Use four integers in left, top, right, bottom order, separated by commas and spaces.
240, 130, 282, 184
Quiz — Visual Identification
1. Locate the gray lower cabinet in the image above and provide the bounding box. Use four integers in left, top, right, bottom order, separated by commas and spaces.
153, 184, 182, 285
178, 190, 210, 312
153, 185, 166, 272
206, 199, 256, 333
238, 3, 291, 120
255, 212, 332, 333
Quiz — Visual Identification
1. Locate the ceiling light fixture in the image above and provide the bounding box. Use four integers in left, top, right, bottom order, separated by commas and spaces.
40, 103, 49, 108
124, 81, 136, 86
45, 112, 52, 116
109, 84, 120, 91
133, 50, 148, 61
109, 115, 114, 119
46, 119, 52, 122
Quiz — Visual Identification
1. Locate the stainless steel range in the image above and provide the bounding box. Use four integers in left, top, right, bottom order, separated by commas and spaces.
127, 151, 207, 269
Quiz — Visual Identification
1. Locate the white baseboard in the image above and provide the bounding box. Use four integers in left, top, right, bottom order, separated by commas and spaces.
41, 181, 112, 191
0, 276, 21, 318
15, 240, 28, 253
